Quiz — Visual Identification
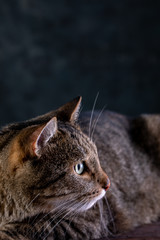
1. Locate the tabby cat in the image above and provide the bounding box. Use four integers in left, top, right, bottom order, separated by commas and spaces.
0, 96, 160, 240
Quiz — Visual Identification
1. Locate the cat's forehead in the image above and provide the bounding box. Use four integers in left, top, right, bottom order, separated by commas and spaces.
58, 122, 98, 156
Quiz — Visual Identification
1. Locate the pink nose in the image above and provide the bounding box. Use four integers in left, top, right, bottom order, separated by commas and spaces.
104, 178, 110, 191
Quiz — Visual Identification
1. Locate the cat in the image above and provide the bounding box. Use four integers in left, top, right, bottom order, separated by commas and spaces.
0, 96, 160, 240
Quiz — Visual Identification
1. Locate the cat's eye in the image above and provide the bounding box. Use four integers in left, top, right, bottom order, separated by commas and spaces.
74, 162, 84, 175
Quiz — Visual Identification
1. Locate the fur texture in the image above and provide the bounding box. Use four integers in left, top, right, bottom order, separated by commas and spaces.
0, 97, 160, 239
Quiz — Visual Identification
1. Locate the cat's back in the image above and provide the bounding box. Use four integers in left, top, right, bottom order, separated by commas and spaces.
79, 110, 160, 231
79, 110, 160, 165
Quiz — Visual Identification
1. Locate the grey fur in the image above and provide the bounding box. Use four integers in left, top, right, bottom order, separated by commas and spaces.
0, 97, 160, 239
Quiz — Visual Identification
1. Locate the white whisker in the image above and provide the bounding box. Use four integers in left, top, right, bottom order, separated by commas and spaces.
43, 198, 88, 240
30, 198, 75, 239
104, 195, 116, 235
26, 193, 40, 209
37, 197, 79, 239
89, 92, 99, 138
91, 105, 106, 140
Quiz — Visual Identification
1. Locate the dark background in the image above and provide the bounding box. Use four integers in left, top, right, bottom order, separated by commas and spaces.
0, 0, 160, 127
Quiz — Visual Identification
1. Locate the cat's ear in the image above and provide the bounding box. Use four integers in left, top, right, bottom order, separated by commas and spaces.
57, 96, 82, 123
9, 118, 57, 170
33, 117, 57, 156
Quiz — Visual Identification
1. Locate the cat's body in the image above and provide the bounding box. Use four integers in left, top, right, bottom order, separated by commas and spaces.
0, 97, 160, 240
80, 111, 160, 233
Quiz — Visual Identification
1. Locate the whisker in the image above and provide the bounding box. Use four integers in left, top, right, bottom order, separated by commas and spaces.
89, 92, 99, 138
63, 210, 78, 238
29, 211, 42, 225
43, 198, 88, 240
36, 197, 79, 239
91, 105, 106, 140
33, 209, 66, 239
104, 195, 116, 235
43, 210, 72, 240
3, 194, 40, 225
26, 193, 40, 209
31, 198, 74, 226
42, 205, 76, 239
41, 197, 88, 239
97, 200, 105, 232
28, 199, 73, 239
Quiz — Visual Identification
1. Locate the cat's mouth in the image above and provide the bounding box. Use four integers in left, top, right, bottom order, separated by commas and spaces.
75, 189, 106, 212
87, 189, 105, 209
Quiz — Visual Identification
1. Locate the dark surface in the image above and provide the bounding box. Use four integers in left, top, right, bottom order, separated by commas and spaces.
97, 221, 160, 240
0, 0, 160, 126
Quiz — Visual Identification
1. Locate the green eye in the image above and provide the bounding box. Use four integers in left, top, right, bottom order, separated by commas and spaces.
74, 162, 84, 175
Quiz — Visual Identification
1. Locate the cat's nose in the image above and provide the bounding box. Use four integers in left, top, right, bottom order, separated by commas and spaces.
104, 177, 110, 191
101, 177, 110, 191
98, 170, 110, 191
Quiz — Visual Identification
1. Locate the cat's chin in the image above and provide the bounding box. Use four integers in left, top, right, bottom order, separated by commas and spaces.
78, 189, 106, 212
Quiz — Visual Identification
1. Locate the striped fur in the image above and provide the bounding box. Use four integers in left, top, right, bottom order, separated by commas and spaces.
0, 97, 160, 239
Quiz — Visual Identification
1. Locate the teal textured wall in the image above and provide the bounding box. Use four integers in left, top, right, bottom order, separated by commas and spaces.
0, 0, 160, 126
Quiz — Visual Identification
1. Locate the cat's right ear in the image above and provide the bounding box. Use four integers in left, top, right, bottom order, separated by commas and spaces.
32, 117, 57, 156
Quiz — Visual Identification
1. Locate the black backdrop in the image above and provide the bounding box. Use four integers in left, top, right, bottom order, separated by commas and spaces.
0, 0, 160, 127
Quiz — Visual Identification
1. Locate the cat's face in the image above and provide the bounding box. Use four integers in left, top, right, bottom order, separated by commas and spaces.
3, 97, 110, 218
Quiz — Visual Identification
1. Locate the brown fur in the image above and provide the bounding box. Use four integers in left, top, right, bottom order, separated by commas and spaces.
0, 97, 160, 239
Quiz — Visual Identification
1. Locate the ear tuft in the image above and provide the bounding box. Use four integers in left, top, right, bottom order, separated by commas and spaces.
57, 96, 82, 123
35, 117, 57, 156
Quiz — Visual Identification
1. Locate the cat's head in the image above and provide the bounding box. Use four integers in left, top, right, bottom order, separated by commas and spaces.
1, 97, 110, 219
